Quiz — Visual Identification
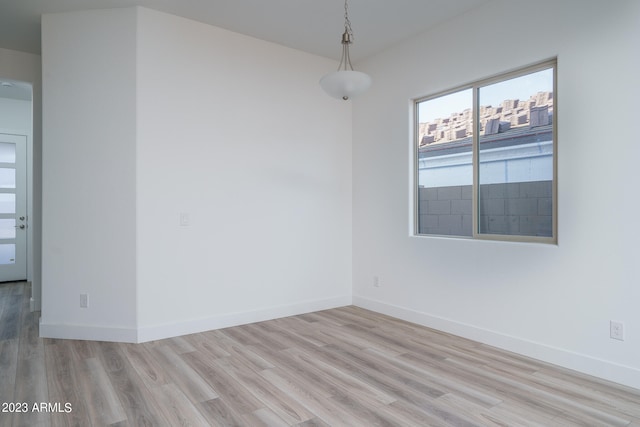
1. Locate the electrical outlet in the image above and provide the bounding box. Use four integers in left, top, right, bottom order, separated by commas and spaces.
610, 320, 624, 341
80, 293, 89, 308
373, 276, 380, 288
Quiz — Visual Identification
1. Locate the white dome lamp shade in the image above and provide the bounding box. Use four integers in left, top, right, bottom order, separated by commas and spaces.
320, 0, 372, 101
320, 70, 372, 101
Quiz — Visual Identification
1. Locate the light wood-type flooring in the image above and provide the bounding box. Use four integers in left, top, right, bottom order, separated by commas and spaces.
1, 281, 640, 426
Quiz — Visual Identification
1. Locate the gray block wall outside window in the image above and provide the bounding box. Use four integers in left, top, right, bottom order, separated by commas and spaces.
418, 181, 552, 237
418, 185, 473, 237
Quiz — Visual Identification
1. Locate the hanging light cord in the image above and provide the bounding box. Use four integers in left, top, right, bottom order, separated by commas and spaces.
338, 0, 355, 71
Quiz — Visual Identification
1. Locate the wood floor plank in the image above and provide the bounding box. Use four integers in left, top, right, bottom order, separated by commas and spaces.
489, 398, 558, 426
77, 357, 127, 425
0, 339, 18, 403
445, 356, 633, 426
149, 383, 212, 426
219, 324, 264, 347
324, 392, 406, 427
151, 344, 219, 403
44, 342, 93, 427
258, 367, 376, 427
94, 341, 166, 426
313, 321, 407, 358
302, 310, 347, 327
381, 349, 503, 409
212, 355, 314, 425
201, 330, 274, 372
281, 339, 455, 416
326, 343, 447, 400
282, 347, 397, 406
490, 360, 640, 422
385, 400, 452, 427
399, 349, 571, 420
182, 350, 263, 416
533, 369, 640, 417
198, 398, 245, 427
242, 407, 289, 427
182, 330, 232, 359
306, 350, 480, 427
165, 335, 197, 354
247, 342, 339, 399
68, 339, 96, 362
293, 417, 331, 427
269, 317, 332, 347
242, 321, 312, 352
121, 342, 170, 389
0, 338, 19, 427
3, 283, 640, 427
436, 392, 543, 427
474, 343, 550, 372
0, 294, 22, 340
314, 307, 378, 327
12, 292, 50, 427
492, 365, 636, 425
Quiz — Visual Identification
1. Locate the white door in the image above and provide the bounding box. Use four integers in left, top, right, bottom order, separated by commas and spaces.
0, 133, 27, 282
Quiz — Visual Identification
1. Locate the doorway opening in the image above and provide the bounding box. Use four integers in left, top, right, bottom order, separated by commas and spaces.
0, 79, 33, 295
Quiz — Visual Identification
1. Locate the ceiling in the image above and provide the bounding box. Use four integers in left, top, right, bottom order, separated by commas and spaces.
0, 0, 490, 61
0, 0, 490, 101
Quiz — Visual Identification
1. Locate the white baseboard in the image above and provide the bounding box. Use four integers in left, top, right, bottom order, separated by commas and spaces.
39, 319, 138, 343
353, 295, 640, 391
39, 296, 352, 344
136, 295, 353, 343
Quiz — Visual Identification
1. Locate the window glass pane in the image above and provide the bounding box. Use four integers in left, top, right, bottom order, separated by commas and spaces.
478, 68, 554, 237
0, 143, 16, 164
0, 168, 16, 188
0, 244, 15, 265
0, 194, 16, 214
0, 218, 15, 239
417, 89, 473, 236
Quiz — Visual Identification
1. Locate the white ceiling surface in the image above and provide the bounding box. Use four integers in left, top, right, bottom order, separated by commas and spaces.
0, 0, 489, 101
0, 0, 489, 61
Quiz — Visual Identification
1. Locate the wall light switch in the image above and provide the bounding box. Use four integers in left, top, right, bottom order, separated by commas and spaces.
179, 212, 191, 227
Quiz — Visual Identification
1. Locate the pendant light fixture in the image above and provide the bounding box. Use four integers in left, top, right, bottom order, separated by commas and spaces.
320, 0, 372, 101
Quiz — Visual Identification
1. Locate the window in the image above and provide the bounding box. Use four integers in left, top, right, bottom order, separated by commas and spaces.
415, 60, 556, 243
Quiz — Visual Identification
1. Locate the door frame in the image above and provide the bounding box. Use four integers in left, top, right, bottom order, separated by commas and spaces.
0, 66, 39, 313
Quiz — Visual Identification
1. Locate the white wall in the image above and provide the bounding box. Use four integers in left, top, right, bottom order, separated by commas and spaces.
40, 7, 352, 342
135, 8, 352, 340
0, 47, 41, 310
40, 9, 138, 341
352, 0, 640, 389
38, 0, 639, 391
